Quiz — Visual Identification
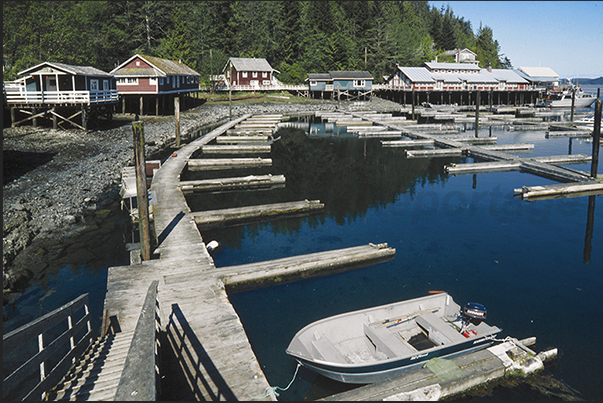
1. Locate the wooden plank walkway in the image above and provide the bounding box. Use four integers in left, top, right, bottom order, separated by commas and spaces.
102, 114, 396, 400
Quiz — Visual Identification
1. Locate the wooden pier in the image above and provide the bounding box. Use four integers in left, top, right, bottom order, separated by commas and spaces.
179, 174, 286, 193
186, 157, 272, 171
97, 114, 396, 401
191, 199, 325, 230
321, 337, 557, 401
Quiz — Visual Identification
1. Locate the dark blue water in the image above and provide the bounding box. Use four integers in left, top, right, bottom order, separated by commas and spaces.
195, 113, 602, 400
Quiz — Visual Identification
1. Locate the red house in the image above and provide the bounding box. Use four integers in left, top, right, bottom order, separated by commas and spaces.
110, 54, 200, 115
222, 57, 280, 88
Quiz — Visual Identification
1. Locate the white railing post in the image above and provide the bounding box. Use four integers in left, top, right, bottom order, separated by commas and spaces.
38, 332, 46, 399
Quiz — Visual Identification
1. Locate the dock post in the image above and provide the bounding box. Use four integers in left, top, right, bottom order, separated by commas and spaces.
411, 88, 415, 120
175, 96, 181, 148
132, 121, 152, 261
571, 87, 578, 121
475, 91, 480, 137
590, 89, 601, 178
229, 89, 232, 120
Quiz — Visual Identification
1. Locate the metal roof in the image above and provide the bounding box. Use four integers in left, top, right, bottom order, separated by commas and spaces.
19, 62, 112, 77
226, 57, 276, 73
397, 67, 436, 83
425, 62, 480, 71
488, 69, 529, 84
517, 66, 559, 78
431, 73, 461, 83
458, 72, 499, 84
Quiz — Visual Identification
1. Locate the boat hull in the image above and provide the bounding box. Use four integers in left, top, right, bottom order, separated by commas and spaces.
548, 97, 596, 108
294, 336, 497, 384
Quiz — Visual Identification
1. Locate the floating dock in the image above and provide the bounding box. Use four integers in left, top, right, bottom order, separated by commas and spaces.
322, 337, 557, 401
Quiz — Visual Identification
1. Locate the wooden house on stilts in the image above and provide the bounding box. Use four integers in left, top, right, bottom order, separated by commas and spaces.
306, 71, 374, 100
4, 62, 118, 130
110, 54, 200, 116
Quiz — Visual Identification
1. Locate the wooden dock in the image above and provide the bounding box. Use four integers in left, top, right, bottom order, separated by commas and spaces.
101, 114, 396, 400
346, 111, 598, 187
186, 157, 272, 171
191, 199, 325, 230
179, 174, 286, 193
321, 337, 557, 401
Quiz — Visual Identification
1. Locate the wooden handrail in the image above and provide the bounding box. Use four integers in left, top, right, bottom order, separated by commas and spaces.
114, 280, 160, 401
3, 294, 92, 400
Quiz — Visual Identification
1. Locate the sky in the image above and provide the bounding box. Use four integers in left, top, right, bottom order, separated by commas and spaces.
428, 1, 603, 78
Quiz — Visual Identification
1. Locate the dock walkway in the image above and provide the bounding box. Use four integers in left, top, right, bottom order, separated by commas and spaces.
100, 114, 395, 400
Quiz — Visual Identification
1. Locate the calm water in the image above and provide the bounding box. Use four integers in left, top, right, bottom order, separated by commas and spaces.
193, 110, 602, 400
4, 102, 601, 400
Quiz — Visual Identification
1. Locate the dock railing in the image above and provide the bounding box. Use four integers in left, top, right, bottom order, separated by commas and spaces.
2, 293, 92, 400
4, 82, 118, 105
114, 280, 161, 401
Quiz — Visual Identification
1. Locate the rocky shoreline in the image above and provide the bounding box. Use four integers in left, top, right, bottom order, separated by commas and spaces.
3, 96, 401, 304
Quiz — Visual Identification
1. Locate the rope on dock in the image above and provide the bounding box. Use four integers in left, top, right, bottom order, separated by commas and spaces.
249, 363, 301, 399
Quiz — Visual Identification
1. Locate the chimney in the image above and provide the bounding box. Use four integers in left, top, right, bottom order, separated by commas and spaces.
487, 64, 492, 72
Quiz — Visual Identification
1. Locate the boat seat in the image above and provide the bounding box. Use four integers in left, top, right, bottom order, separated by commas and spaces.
364, 323, 415, 359
415, 313, 465, 345
311, 336, 347, 363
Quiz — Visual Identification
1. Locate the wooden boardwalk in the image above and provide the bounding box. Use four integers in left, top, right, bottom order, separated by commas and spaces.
102, 114, 395, 400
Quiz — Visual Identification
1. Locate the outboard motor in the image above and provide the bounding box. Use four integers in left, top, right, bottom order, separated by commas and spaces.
462, 302, 487, 326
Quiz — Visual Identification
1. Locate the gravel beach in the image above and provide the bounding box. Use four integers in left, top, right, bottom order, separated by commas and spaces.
3, 96, 402, 305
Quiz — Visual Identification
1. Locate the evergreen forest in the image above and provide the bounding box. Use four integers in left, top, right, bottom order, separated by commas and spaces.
2, 1, 512, 84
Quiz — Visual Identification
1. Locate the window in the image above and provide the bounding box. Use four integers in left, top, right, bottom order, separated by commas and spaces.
136, 61, 140, 66
252, 71, 258, 78
262, 72, 268, 78
242, 71, 248, 78
90, 79, 99, 91
353, 79, 366, 87
119, 78, 138, 85
310, 80, 318, 86
103, 79, 109, 90
149, 77, 157, 85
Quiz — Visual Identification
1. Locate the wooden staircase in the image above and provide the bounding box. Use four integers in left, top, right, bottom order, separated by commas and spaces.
45, 330, 134, 401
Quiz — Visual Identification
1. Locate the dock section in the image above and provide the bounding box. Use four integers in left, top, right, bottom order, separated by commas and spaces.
321, 337, 557, 401
102, 114, 395, 400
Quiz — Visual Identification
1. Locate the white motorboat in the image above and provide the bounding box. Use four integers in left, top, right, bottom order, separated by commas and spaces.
546, 86, 596, 108
286, 292, 502, 384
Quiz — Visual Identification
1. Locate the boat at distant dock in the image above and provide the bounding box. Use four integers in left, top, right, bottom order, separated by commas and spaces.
545, 86, 596, 108
285, 292, 502, 384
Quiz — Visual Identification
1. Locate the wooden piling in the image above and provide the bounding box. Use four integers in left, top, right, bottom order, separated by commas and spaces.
132, 122, 152, 261
174, 96, 180, 148
591, 92, 601, 178
475, 91, 480, 137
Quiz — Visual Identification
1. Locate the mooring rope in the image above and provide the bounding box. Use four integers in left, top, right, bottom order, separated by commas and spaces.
249, 362, 301, 399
